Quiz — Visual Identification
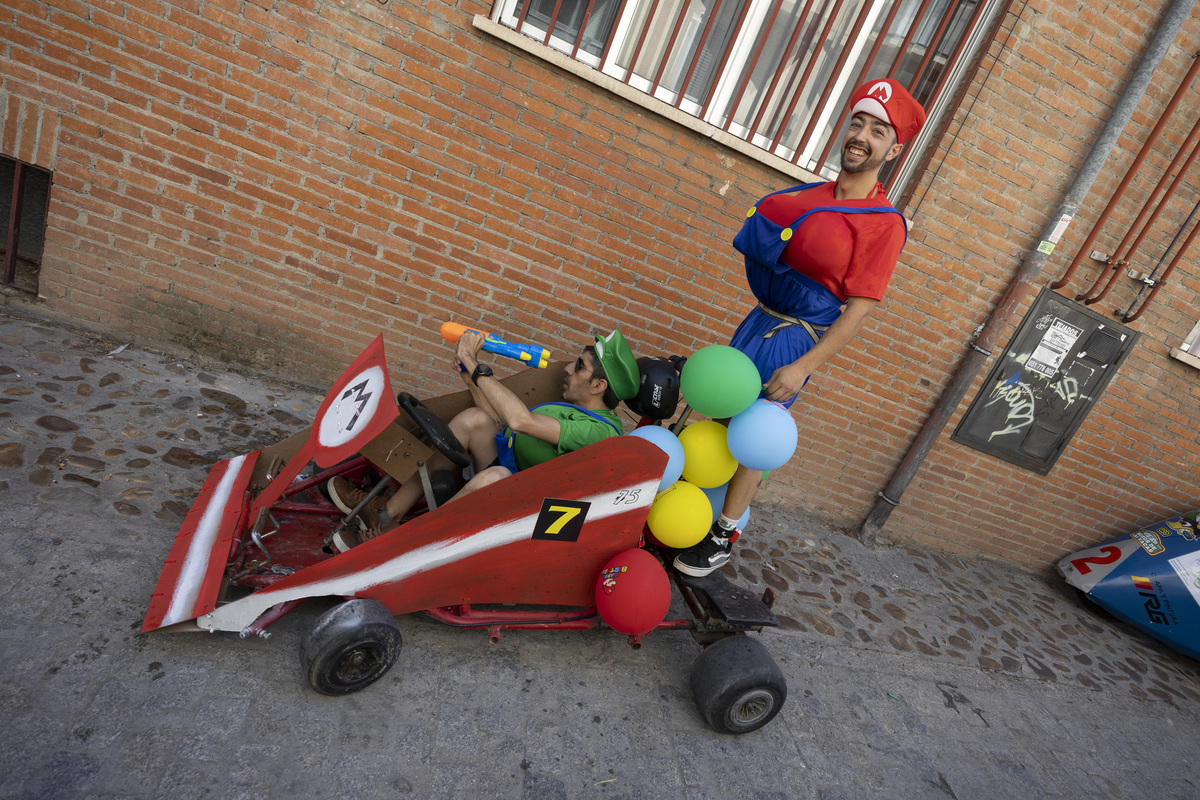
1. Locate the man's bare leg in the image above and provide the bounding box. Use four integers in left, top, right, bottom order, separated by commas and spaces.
721, 464, 762, 525
380, 406, 501, 523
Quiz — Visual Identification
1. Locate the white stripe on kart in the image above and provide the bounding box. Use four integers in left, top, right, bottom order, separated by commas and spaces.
163, 455, 249, 627
199, 478, 660, 633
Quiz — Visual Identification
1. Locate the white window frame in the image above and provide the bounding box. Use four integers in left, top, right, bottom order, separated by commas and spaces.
484, 0, 1005, 190
1171, 318, 1200, 370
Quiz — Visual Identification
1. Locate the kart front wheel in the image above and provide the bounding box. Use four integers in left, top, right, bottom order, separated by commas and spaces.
690, 635, 786, 735
301, 599, 403, 696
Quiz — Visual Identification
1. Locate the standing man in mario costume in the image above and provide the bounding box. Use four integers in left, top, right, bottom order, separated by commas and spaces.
674, 78, 926, 577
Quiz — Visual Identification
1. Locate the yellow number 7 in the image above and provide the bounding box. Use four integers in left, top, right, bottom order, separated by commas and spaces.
543, 505, 582, 535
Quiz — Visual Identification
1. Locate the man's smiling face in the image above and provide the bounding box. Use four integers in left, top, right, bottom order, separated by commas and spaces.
840, 112, 904, 175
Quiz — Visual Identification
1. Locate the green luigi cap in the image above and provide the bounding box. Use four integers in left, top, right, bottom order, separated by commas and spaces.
594, 328, 639, 401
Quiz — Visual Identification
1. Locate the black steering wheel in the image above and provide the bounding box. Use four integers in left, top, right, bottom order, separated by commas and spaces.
397, 392, 471, 469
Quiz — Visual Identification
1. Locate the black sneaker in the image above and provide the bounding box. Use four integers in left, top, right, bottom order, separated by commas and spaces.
673, 527, 734, 577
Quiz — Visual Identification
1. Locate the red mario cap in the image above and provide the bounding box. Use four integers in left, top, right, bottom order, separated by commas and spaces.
849, 79, 926, 144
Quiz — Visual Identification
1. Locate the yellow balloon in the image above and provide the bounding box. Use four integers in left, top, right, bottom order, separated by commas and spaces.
678, 420, 738, 488
646, 481, 712, 548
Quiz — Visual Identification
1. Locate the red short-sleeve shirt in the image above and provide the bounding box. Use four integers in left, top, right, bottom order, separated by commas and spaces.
755, 181, 907, 302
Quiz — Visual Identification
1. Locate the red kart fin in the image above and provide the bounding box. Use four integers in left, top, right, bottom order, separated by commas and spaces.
142, 452, 260, 632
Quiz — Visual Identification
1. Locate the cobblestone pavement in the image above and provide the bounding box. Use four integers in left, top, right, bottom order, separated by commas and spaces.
1, 310, 1197, 799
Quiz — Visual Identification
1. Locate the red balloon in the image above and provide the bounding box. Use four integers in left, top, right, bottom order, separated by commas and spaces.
595, 548, 671, 635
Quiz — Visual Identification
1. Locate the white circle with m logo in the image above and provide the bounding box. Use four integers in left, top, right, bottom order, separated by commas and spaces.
867, 81, 892, 104
317, 365, 386, 449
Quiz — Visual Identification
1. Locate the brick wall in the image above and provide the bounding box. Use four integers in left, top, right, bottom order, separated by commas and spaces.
882, 0, 1200, 564
1, 0, 1197, 568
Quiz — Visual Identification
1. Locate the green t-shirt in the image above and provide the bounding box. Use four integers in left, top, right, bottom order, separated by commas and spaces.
512, 403, 623, 471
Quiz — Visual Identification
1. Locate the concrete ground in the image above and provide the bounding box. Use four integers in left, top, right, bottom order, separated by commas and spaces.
0, 309, 1197, 799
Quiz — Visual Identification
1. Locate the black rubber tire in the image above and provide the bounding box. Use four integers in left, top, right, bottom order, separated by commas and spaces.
300, 599, 402, 696
690, 635, 786, 734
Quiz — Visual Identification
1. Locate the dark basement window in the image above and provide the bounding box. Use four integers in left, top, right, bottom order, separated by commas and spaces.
1, 155, 52, 295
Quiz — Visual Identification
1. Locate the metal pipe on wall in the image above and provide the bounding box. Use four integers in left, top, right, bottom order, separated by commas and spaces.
1081, 110, 1200, 306
1069, 51, 1200, 300
858, 0, 1196, 545
1121, 195, 1200, 322
1116, 118, 1200, 264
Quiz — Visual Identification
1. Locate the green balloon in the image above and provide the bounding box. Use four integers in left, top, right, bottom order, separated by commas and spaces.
680, 345, 761, 418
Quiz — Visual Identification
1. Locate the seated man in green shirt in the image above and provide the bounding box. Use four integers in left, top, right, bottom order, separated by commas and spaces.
327, 327, 640, 551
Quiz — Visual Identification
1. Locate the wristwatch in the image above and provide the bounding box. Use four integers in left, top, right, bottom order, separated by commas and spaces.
470, 363, 494, 385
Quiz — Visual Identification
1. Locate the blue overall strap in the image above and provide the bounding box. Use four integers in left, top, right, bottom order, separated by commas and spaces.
493, 402, 621, 473
786, 204, 908, 245
527, 403, 622, 435
753, 182, 909, 245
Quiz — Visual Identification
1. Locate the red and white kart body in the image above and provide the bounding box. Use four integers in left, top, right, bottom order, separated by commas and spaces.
141, 337, 786, 734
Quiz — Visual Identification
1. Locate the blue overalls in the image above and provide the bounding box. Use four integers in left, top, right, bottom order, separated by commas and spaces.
729, 182, 907, 406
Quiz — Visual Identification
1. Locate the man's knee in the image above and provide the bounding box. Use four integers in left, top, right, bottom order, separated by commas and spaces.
471, 465, 511, 488
452, 406, 495, 433
451, 465, 512, 502
450, 407, 495, 447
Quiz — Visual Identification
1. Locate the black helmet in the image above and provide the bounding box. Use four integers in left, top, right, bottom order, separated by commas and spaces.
625, 356, 683, 420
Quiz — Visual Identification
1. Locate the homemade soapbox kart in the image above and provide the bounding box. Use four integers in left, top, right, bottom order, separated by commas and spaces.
142, 335, 787, 734
1059, 510, 1200, 661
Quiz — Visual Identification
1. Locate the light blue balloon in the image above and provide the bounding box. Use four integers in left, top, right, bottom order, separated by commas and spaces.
629, 425, 685, 491
727, 399, 798, 471
698, 482, 751, 528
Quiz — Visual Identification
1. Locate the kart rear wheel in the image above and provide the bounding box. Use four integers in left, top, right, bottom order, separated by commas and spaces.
301, 599, 402, 696
690, 635, 786, 735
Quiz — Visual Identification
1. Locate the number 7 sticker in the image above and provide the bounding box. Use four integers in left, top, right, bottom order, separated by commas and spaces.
531, 498, 591, 542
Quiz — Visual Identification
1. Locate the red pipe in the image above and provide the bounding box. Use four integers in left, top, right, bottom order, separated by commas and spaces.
1122, 203, 1200, 321
1115, 115, 1200, 263
1052, 51, 1200, 292
1082, 116, 1200, 305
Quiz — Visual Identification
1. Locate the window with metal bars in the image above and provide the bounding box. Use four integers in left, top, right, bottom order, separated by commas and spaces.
1, 156, 50, 295
491, 0, 1004, 191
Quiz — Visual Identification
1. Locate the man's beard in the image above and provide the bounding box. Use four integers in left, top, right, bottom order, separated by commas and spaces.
840, 140, 886, 174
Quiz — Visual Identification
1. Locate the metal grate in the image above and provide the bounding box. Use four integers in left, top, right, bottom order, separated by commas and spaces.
1078, 329, 1123, 365
493, 0, 1006, 187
